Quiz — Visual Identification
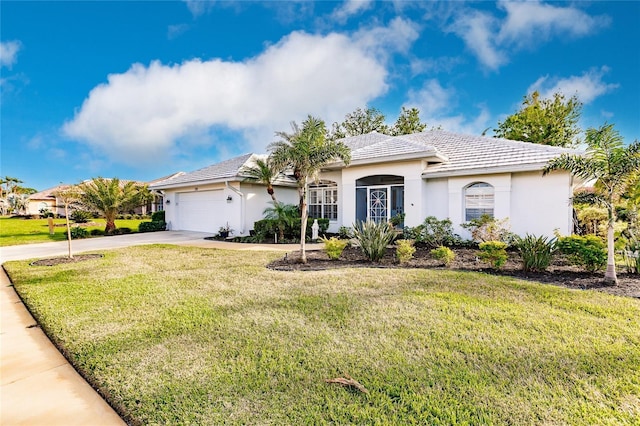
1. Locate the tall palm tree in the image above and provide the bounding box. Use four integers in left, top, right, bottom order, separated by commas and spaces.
78, 177, 151, 234
269, 115, 351, 263
543, 123, 640, 284
242, 157, 281, 202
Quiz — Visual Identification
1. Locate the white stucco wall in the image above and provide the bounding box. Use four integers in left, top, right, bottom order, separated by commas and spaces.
161, 181, 298, 236
241, 182, 298, 234
510, 170, 573, 237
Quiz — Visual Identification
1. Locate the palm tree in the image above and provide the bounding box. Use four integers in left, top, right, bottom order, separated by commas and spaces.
262, 201, 298, 243
269, 115, 351, 263
242, 157, 281, 202
78, 177, 151, 234
543, 123, 640, 284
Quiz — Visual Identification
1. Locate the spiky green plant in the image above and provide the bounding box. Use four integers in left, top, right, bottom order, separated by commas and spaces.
515, 234, 556, 272
351, 220, 396, 262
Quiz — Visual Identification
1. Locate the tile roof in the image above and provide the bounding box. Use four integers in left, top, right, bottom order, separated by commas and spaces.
337, 130, 579, 176
150, 153, 256, 188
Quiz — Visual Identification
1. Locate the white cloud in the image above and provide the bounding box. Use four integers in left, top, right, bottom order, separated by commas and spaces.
331, 0, 373, 23
63, 23, 418, 166
404, 79, 491, 135
528, 67, 619, 104
182, 0, 215, 17
449, 2, 609, 70
448, 10, 504, 70
497, 1, 610, 48
167, 24, 190, 40
0, 40, 22, 69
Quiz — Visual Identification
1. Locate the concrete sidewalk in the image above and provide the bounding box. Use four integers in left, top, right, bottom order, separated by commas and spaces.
1, 232, 320, 425
1, 269, 126, 425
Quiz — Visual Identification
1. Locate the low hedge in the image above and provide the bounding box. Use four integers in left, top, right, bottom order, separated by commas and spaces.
138, 221, 166, 233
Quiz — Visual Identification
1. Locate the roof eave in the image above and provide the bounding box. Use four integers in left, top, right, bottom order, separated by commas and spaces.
325, 151, 444, 169
421, 162, 557, 179
149, 176, 242, 190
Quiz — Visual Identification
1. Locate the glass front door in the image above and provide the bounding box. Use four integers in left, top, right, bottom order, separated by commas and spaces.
369, 188, 388, 223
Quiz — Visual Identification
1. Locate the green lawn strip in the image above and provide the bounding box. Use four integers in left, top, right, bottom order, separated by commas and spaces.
5, 245, 640, 425
0, 217, 147, 246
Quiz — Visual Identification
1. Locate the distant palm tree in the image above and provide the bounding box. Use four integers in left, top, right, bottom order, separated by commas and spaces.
78, 177, 151, 234
269, 115, 351, 263
544, 123, 640, 284
242, 157, 281, 202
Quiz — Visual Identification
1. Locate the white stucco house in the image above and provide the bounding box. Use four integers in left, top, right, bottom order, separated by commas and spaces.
150, 130, 581, 238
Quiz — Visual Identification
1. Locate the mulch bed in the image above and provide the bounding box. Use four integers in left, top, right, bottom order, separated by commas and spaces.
268, 246, 640, 299
30, 254, 104, 266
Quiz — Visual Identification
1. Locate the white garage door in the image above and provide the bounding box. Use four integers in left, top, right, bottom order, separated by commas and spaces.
175, 190, 225, 233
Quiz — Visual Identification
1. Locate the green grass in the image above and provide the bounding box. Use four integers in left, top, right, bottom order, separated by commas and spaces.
5, 246, 640, 425
0, 217, 147, 246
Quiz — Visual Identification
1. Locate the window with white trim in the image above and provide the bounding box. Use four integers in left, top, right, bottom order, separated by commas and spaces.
308, 181, 338, 221
465, 182, 494, 221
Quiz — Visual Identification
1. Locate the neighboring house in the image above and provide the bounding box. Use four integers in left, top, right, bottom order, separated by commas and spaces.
152, 131, 582, 238
149, 153, 298, 234
26, 184, 73, 216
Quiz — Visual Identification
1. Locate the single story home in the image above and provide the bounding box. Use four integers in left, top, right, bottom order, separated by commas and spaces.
151, 130, 582, 239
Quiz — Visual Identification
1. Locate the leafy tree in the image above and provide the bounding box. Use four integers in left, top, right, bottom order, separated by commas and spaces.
543, 123, 640, 284
269, 115, 351, 263
391, 107, 427, 136
330, 107, 389, 139
262, 201, 298, 242
77, 177, 150, 234
242, 157, 281, 202
495, 91, 582, 147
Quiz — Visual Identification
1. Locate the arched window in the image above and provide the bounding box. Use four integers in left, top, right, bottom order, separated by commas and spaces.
308, 181, 338, 221
465, 182, 494, 221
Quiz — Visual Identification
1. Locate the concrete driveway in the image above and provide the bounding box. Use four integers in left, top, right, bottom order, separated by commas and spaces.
0, 230, 214, 263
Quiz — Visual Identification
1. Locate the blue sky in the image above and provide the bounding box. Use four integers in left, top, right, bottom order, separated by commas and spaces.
1, 1, 639, 191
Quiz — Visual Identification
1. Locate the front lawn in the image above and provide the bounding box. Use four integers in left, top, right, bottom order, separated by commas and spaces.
0, 217, 147, 246
5, 246, 640, 425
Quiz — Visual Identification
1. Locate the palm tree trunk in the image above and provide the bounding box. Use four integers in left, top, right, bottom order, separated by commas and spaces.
298, 184, 307, 263
604, 209, 617, 285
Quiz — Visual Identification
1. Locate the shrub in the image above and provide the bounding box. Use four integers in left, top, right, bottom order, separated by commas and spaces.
478, 241, 508, 269
352, 220, 396, 262
389, 212, 405, 228
430, 246, 456, 267
70, 226, 88, 239
338, 226, 352, 239
90, 229, 104, 236
139, 221, 166, 233
151, 210, 165, 223
515, 234, 556, 272
556, 234, 606, 272
320, 236, 349, 260
395, 239, 416, 264
462, 215, 513, 244
70, 210, 92, 223
403, 216, 459, 247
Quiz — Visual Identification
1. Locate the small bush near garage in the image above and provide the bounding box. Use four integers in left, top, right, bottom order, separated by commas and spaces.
139, 212, 166, 233
139, 220, 166, 233
151, 211, 165, 223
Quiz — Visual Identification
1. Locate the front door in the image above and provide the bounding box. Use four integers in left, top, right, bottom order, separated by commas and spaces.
369, 188, 388, 223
